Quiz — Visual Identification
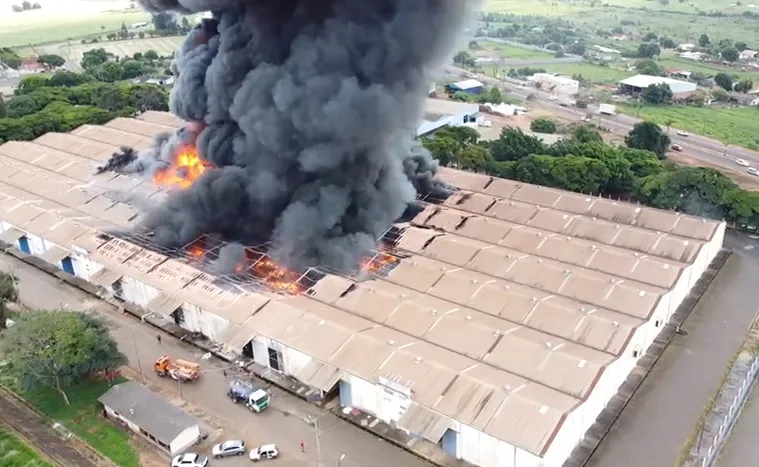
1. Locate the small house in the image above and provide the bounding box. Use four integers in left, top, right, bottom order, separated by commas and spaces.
739, 50, 758, 61
729, 92, 759, 106
98, 381, 201, 455
446, 79, 485, 95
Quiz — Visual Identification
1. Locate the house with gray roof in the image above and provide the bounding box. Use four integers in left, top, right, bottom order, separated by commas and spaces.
98, 381, 201, 454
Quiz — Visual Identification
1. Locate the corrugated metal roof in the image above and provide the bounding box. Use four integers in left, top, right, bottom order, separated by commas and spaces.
0, 115, 725, 458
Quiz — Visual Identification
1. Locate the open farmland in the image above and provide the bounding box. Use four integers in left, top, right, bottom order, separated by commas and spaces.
0, 4, 150, 48
656, 54, 759, 82
619, 104, 759, 150
0, 429, 52, 467
479, 41, 554, 60
58, 37, 184, 70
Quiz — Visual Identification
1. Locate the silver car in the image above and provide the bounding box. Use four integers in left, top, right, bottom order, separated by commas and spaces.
212, 439, 246, 458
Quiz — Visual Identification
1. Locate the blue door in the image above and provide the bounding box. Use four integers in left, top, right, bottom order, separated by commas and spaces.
339, 380, 353, 407
61, 257, 75, 275
440, 429, 458, 457
17, 236, 30, 254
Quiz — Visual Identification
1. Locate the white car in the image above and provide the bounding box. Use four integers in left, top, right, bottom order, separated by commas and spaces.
748, 167, 759, 176
736, 159, 750, 167
171, 453, 209, 467
676, 130, 689, 137
249, 444, 279, 462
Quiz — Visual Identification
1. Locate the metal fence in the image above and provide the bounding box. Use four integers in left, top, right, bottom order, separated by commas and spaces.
699, 354, 759, 467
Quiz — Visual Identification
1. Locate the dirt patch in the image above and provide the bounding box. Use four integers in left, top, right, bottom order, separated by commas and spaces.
667, 152, 759, 191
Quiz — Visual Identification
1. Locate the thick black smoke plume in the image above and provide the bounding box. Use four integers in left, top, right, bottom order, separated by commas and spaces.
106, 0, 472, 272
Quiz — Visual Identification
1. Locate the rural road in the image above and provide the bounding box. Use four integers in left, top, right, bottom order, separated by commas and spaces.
446, 67, 759, 175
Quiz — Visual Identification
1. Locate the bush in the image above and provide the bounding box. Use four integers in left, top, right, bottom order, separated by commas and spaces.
530, 118, 557, 134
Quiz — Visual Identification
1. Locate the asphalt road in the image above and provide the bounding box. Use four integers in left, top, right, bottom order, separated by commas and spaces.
585, 231, 759, 467
446, 67, 759, 174
0, 254, 432, 467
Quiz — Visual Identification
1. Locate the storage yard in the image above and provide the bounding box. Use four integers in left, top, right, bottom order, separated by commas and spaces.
0, 113, 726, 467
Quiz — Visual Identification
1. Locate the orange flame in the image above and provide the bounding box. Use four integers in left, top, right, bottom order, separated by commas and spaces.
153, 145, 212, 189
360, 251, 399, 275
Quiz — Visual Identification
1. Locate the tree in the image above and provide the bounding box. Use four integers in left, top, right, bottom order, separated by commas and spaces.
569, 42, 586, 55
641, 83, 673, 104
721, 47, 739, 62
143, 49, 159, 61
0, 48, 22, 69
468, 40, 479, 50
0, 311, 126, 405
735, 41, 748, 52
635, 42, 661, 58
37, 54, 65, 68
0, 98, 6, 119
453, 51, 475, 68
711, 88, 731, 102
635, 59, 662, 76
698, 34, 710, 47
642, 32, 658, 42
486, 86, 504, 104
21, 0, 30, 9
714, 73, 734, 91
734, 79, 753, 93
0, 272, 18, 330
571, 124, 603, 143
659, 37, 676, 49
458, 145, 490, 171
151, 12, 179, 33
81, 48, 110, 70
489, 127, 546, 161
530, 118, 557, 134
625, 121, 671, 159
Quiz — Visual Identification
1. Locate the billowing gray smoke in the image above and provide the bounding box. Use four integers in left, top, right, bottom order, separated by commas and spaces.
111, 0, 473, 272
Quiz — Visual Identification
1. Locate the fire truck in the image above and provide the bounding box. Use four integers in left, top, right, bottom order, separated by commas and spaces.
227, 378, 271, 413
153, 355, 202, 383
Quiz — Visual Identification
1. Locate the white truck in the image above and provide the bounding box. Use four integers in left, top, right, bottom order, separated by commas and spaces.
598, 103, 616, 116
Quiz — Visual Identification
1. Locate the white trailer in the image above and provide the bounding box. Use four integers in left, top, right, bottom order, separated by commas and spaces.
599, 103, 616, 115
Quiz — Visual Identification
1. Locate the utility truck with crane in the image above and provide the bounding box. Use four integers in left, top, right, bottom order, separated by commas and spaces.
153, 355, 201, 382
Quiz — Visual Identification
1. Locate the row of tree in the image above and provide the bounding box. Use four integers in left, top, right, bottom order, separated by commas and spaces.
0, 77, 169, 143
421, 122, 759, 225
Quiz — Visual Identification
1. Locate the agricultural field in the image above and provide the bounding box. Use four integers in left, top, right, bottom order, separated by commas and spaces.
0, 429, 52, 467
483, 0, 759, 46
479, 41, 554, 60
58, 36, 184, 67
656, 54, 759, 82
538, 62, 632, 84
0, 5, 151, 48
618, 104, 759, 150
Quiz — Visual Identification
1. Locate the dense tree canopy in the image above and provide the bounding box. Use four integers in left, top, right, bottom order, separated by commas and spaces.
0, 311, 126, 405
420, 121, 759, 226
641, 83, 673, 104
530, 118, 557, 134
625, 121, 671, 159
714, 73, 734, 91
0, 77, 169, 144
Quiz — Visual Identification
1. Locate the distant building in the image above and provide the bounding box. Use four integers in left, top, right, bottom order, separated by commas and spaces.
446, 79, 485, 95
677, 43, 696, 51
665, 68, 692, 80
98, 382, 201, 455
679, 52, 705, 61
19, 58, 44, 73
618, 75, 697, 98
739, 50, 758, 61
729, 92, 759, 106
592, 45, 621, 55
417, 98, 479, 137
527, 73, 580, 96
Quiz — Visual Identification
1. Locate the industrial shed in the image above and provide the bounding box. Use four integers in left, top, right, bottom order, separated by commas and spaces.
0, 112, 726, 467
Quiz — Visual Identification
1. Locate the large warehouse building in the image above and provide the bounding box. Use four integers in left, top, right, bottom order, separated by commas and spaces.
0, 113, 725, 467
618, 74, 698, 98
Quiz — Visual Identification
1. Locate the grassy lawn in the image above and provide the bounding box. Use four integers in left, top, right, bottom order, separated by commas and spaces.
480, 41, 554, 60
657, 55, 759, 82
539, 62, 632, 84
0, 372, 139, 467
0, 429, 52, 467
619, 104, 759, 150
0, 10, 152, 48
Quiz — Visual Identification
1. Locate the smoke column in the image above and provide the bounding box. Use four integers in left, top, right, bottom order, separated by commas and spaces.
111, 0, 474, 272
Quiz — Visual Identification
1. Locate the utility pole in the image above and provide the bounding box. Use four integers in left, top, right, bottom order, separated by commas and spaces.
307, 415, 322, 467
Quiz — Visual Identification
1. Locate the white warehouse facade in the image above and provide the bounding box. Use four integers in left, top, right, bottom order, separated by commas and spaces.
0, 113, 726, 467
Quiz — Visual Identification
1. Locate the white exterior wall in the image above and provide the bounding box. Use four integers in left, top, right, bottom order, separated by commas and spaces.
283, 347, 313, 377
71, 247, 103, 281
120, 276, 160, 307
104, 406, 141, 434
169, 425, 201, 454
458, 425, 542, 467
341, 373, 379, 414
251, 335, 270, 368
26, 233, 46, 255
178, 303, 229, 342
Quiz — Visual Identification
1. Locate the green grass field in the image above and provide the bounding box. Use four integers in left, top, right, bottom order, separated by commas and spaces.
479, 41, 554, 60
619, 104, 759, 150
0, 429, 52, 467
12, 378, 139, 467
656, 55, 759, 82
0, 10, 151, 48
539, 62, 632, 84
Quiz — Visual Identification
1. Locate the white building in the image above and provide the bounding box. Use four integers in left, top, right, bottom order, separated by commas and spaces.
417, 99, 480, 137
98, 381, 201, 455
527, 73, 580, 96
0, 115, 727, 467
619, 74, 698, 96
677, 43, 696, 51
